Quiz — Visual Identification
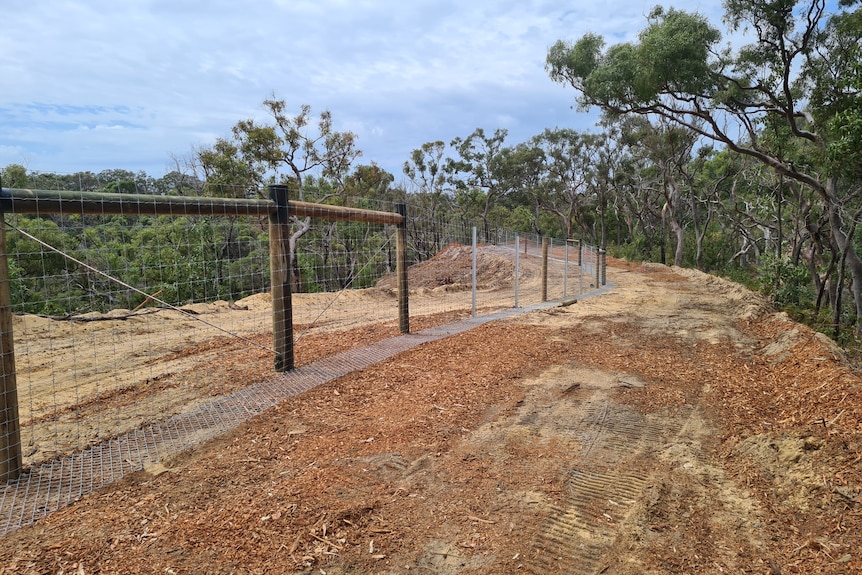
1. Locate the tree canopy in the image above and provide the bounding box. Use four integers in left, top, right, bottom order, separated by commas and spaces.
547, 0, 862, 330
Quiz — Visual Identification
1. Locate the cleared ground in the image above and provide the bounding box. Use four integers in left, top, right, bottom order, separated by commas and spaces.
13, 243, 552, 465
1, 255, 861, 574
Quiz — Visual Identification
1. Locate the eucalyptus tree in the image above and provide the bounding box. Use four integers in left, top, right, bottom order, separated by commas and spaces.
0, 164, 28, 188
680, 145, 732, 270
448, 128, 509, 242
403, 141, 452, 257
342, 163, 399, 203
197, 138, 263, 198
600, 134, 665, 258
590, 124, 634, 248
494, 141, 547, 236
95, 169, 154, 194
199, 98, 361, 291
602, 115, 681, 264
809, 1, 862, 181
403, 141, 450, 220
531, 128, 600, 242
316, 164, 398, 291
547, 0, 862, 329
634, 116, 704, 267
153, 170, 204, 197
612, 154, 649, 246
230, 99, 361, 201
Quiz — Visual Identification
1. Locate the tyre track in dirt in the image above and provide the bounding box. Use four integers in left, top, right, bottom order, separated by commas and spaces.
499, 263, 773, 574
508, 367, 692, 575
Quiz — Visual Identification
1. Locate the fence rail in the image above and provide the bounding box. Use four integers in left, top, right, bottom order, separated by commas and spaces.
0, 186, 402, 223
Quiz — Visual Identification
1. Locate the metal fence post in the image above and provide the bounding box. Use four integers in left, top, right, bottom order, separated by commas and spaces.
579, 256, 583, 295
600, 248, 607, 286
541, 237, 549, 302
471, 227, 477, 317
564, 240, 569, 298
596, 248, 602, 288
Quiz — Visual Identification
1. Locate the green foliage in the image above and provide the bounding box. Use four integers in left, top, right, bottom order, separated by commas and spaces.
608, 235, 662, 263
757, 255, 812, 307
4, 212, 273, 315
1, 164, 29, 188
718, 263, 759, 289
828, 106, 862, 177
583, 42, 642, 107
547, 7, 720, 108
639, 7, 720, 96
696, 229, 741, 273
546, 33, 604, 89
199, 138, 261, 198
825, 6, 862, 179
295, 252, 324, 293
504, 206, 536, 233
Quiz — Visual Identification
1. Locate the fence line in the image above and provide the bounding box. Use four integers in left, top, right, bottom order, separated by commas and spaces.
0, 183, 606, 485
0, 285, 620, 537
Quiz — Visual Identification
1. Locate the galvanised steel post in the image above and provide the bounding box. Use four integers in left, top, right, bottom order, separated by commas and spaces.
471, 227, 477, 317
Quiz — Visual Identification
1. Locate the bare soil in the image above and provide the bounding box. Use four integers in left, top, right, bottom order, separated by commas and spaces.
13, 244, 531, 465
2, 252, 861, 574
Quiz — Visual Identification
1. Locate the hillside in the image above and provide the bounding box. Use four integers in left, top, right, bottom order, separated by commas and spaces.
1, 255, 860, 574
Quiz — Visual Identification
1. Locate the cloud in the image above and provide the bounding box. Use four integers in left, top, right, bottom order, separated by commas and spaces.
1, 0, 729, 179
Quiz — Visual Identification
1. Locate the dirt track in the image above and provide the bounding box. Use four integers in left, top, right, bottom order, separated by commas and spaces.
2, 258, 861, 574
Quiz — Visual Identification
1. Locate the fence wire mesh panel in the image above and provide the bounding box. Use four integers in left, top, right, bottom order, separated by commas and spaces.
1, 184, 411, 473
3, 212, 272, 470
0, 179, 608, 532
395, 222, 593, 321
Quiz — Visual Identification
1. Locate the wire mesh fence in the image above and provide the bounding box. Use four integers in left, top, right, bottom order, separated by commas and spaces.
0, 181, 605, 512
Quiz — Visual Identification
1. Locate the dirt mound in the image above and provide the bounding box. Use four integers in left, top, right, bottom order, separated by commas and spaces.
377, 243, 517, 291
671, 265, 775, 320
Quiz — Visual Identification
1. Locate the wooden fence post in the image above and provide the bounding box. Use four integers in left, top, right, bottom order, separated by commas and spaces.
600, 248, 607, 286
0, 215, 22, 481
396, 203, 409, 334
596, 247, 602, 288
268, 185, 294, 372
514, 235, 520, 309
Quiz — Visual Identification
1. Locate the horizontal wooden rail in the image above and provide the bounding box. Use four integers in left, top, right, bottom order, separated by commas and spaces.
0, 188, 403, 225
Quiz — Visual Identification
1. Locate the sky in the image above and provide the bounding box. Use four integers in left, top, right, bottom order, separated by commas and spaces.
1, 0, 729, 184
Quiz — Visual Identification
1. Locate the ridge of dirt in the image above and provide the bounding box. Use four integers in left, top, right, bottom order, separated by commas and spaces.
376, 243, 521, 292
2, 255, 861, 574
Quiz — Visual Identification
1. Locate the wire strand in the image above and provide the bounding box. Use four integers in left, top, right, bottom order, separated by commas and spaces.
295, 231, 394, 343
5, 222, 277, 355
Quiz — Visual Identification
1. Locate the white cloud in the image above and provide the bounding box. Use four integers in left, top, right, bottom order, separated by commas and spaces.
1, 0, 732, 178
